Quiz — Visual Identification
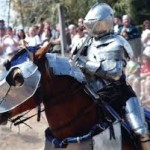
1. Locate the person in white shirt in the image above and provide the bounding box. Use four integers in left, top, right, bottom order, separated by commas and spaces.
141, 20, 150, 56
113, 16, 123, 35
25, 26, 41, 47
3, 26, 19, 60
70, 26, 87, 56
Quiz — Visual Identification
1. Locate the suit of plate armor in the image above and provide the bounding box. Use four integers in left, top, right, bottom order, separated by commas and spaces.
73, 3, 149, 141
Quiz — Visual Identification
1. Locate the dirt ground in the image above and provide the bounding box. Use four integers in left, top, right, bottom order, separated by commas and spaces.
0, 109, 48, 150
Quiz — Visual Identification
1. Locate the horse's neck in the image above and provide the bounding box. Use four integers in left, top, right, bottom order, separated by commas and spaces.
36, 59, 99, 139
41, 75, 98, 139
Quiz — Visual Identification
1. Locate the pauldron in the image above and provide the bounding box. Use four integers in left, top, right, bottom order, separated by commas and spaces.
46, 53, 86, 83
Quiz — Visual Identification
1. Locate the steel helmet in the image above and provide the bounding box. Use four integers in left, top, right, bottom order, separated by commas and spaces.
84, 3, 114, 38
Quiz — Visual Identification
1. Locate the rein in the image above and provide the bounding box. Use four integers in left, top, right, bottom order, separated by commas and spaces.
10, 108, 45, 126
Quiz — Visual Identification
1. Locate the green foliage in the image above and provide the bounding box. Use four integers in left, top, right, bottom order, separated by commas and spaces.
11, 0, 150, 28
128, 0, 150, 25
113, 1, 129, 16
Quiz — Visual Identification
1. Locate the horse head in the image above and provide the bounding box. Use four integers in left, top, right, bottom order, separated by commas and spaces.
0, 49, 41, 124
0, 43, 57, 125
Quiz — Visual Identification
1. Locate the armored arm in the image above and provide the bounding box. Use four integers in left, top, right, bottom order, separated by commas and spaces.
77, 57, 125, 81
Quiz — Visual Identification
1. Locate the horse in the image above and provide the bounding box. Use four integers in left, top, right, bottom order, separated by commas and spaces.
0, 47, 148, 150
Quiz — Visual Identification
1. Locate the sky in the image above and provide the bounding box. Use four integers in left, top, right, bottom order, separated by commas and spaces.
0, 0, 17, 27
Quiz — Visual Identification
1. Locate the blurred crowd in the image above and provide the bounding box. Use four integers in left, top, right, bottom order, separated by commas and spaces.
113, 15, 150, 107
0, 14, 150, 105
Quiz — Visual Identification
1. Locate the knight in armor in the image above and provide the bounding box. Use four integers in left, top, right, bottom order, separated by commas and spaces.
71, 3, 150, 147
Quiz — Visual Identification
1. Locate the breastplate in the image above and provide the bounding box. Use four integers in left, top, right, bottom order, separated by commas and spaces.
85, 35, 127, 92
87, 36, 126, 63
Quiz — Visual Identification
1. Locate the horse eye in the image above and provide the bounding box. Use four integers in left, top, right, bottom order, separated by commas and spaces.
6, 68, 24, 87
13, 70, 24, 87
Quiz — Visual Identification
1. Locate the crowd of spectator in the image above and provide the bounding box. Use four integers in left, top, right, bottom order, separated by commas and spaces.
0, 14, 150, 107
0, 19, 62, 61
114, 15, 140, 40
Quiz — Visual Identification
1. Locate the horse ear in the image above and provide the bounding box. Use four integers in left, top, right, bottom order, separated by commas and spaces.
34, 42, 52, 60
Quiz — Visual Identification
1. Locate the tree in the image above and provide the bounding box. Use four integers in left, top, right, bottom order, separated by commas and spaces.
128, 0, 150, 25
11, 0, 150, 28
12, 0, 58, 27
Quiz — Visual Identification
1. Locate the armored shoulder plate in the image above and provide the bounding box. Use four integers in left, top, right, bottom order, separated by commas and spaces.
46, 53, 86, 83
115, 35, 134, 58
87, 34, 133, 62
